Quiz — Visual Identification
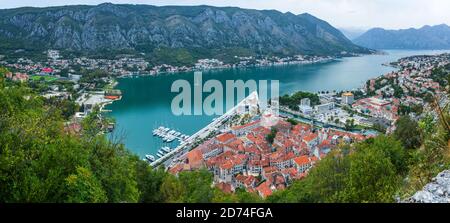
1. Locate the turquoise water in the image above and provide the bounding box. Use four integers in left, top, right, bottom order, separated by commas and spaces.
106, 50, 449, 158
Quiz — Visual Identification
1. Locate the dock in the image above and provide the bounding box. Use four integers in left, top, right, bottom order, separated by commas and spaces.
152, 126, 190, 143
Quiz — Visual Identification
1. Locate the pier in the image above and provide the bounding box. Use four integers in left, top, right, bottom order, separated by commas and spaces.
152, 126, 190, 143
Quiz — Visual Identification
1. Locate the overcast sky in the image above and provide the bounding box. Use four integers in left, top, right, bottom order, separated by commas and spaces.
1, 0, 449, 30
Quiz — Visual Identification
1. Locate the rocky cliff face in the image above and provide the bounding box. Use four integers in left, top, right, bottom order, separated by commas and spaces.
0, 3, 369, 56
403, 170, 450, 203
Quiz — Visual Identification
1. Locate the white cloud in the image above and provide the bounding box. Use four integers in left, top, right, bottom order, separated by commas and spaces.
1, 0, 449, 29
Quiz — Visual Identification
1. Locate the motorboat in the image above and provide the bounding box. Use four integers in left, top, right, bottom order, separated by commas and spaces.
162, 147, 171, 153
145, 155, 155, 162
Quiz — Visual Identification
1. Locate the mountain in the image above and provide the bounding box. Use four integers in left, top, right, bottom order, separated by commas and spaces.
0, 3, 369, 62
339, 27, 367, 40
354, 24, 450, 50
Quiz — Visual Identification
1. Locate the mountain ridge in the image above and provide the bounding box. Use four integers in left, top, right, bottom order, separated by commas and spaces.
353, 24, 450, 50
0, 3, 370, 62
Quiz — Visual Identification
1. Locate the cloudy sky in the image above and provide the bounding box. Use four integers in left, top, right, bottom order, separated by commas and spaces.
1, 0, 449, 30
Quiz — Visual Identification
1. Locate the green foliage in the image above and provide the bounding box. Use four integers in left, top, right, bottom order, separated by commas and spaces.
372, 122, 387, 133
268, 136, 406, 203
234, 188, 263, 203
401, 98, 450, 198
280, 91, 320, 111
343, 145, 399, 202
45, 97, 79, 120
79, 69, 109, 89
0, 67, 7, 87
430, 67, 450, 87
266, 128, 278, 144
393, 85, 404, 98
136, 163, 167, 203
65, 167, 107, 203
418, 114, 436, 136
344, 119, 355, 131
0, 81, 138, 203
286, 118, 299, 126
160, 174, 185, 203
360, 135, 408, 174
161, 169, 216, 203
149, 48, 196, 67
394, 116, 423, 150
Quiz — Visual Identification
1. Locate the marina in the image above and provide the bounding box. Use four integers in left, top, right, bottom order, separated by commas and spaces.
144, 127, 191, 163
152, 126, 190, 143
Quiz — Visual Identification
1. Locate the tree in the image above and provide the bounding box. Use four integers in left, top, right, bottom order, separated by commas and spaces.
358, 135, 408, 174
235, 188, 263, 203
394, 116, 422, 150
65, 167, 107, 203
372, 123, 387, 133
160, 174, 185, 203
136, 163, 167, 203
178, 169, 215, 203
267, 174, 319, 203
211, 189, 238, 203
345, 119, 355, 131
343, 143, 399, 203
279, 91, 320, 111
266, 128, 278, 144
286, 118, 299, 126
160, 170, 215, 203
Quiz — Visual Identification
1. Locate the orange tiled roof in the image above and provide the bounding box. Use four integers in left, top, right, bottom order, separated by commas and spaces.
303, 133, 318, 143
217, 182, 233, 194
216, 133, 236, 143
256, 181, 272, 198
187, 149, 204, 169
231, 120, 260, 130
293, 155, 311, 166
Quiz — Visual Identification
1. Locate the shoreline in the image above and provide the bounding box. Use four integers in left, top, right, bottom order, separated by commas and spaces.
116, 57, 339, 79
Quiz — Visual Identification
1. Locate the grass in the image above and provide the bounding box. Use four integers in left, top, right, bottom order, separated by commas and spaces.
30, 75, 58, 82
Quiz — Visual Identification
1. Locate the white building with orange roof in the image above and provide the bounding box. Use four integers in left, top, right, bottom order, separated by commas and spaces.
231, 120, 261, 136
218, 160, 234, 182
247, 160, 263, 176
256, 181, 273, 198
293, 155, 317, 173
215, 132, 236, 144
302, 133, 319, 149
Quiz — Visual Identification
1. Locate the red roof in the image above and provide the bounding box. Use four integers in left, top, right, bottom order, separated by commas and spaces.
232, 120, 260, 130
187, 149, 203, 169
217, 182, 233, 194
303, 133, 318, 143
220, 160, 233, 170
256, 181, 272, 198
105, 95, 120, 100
42, 67, 53, 73
216, 133, 236, 143
293, 155, 311, 166
169, 163, 184, 175
235, 174, 247, 182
